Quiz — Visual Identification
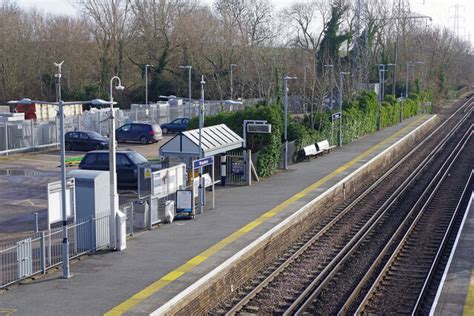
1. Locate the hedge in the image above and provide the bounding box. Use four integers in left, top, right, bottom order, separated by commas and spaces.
188, 90, 427, 177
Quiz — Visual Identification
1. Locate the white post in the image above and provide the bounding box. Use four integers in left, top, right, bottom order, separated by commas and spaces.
4, 121, 8, 155
57, 69, 71, 279
282, 76, 297, 170
230, 64, 236, 100
109, 76, 123, 250
212, 160, 215, 210
199, 75, 205, 214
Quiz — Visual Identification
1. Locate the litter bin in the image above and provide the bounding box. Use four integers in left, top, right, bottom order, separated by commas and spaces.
134, 200, 149, 229
165, 200, 175, 223
116, 210, 127, 251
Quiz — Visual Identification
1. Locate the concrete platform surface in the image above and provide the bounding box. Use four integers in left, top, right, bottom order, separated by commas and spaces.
0, 115, 433, 315
432, 193, 474, 316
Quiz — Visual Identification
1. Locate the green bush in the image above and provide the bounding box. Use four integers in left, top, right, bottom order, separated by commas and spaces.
189, 104, 283, 177
189, 89, 428, 177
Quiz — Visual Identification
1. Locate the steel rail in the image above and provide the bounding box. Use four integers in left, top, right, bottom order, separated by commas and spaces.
412, 169, 474, 315
224, 98, 472, 315
354, 127, 472, 314
291, 118, 472, 315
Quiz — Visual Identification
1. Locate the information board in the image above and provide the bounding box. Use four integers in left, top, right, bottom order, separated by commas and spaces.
176, 190, 193, 212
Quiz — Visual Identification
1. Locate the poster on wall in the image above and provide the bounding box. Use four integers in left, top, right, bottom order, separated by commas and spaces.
152, 170, 168, 198
168, 168, 177, 194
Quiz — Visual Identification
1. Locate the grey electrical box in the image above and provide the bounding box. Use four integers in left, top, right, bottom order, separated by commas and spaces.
68, 169, 110, 251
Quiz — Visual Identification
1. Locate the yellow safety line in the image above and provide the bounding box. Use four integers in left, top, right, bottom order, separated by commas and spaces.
105, 117, 426, 315
464, 271, 474, 315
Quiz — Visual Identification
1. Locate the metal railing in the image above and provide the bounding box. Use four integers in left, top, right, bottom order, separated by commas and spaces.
0, 213, 110, 288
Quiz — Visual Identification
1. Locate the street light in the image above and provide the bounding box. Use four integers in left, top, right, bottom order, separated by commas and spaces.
324, 64, 334, 108
230, 64, 237, 100
145, 64, 153, 105
179, 65, 192, 117
303, 65, 310, 113
8, 69, 113, 279
198, 75, 206, 214
109, 76, 124, 250
376, 64, 394, 131
405, 61, 424, 99
338, 71, 350, 146
283, 76, 297, 170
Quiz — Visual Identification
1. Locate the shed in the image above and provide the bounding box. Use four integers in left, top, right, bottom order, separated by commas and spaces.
160, 124, 243, 158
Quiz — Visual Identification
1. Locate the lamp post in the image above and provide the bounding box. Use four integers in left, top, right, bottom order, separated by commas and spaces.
338, 71, 350, 146
376, 64, 394, 131
198, 75, 205, 214
9, 70, 113, 279
145, 64, 153, 105
230, 64, 237, 100
179, 65, 192, 117
109, 76, 124, 250
324, 64, 334, 108
55, 61, 70, 278
283, 76, 297, 170
405, 61, 424, 99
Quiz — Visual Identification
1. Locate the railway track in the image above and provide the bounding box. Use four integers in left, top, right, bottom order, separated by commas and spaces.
354, 133, 473, 314
215, 98, 473, 315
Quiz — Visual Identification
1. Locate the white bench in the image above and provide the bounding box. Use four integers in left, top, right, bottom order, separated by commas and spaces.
303, 144, 323, 161
316, 140, 336, 153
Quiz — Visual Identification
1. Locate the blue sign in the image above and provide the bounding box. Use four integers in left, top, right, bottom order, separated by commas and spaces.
193, 156, 214, 169
331, 112, 342, 121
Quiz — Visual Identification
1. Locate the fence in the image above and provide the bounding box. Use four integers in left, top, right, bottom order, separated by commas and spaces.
0, 213, 109, 288
0, 99, 262, 155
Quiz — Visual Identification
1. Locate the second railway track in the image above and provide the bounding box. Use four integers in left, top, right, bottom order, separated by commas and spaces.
215, 98, 473, 315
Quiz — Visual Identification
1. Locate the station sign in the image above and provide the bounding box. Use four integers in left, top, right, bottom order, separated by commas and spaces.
247, 123, 272, 133
331, 112, 342, 121
193, 156, 214, 169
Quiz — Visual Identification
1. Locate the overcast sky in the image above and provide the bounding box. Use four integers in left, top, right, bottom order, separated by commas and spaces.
16, 0, 473, 43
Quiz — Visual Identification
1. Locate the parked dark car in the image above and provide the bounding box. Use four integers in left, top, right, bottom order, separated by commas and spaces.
78, 150, 155, 187
116, 122, 162, 144
160, 118, 190, 134
65, 131, 110, 151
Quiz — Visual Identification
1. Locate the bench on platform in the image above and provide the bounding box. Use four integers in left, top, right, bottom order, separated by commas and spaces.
303, 140, 335, 161
303, 144, 323, 161
316, 140, 336, 153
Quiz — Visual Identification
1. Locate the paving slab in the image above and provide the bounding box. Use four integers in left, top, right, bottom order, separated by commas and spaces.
0, 115, 433, 315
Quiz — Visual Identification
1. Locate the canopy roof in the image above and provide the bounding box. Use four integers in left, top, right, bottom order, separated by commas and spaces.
159, 124, 243, 158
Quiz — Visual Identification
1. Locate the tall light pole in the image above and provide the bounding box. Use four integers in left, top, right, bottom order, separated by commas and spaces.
145, 64, 153, 105
109, 76, 124, 250
324, 64, 334, 108
230, 64, 237, 100
377, 64, 386, 131
283, 76, 297, 170
179, 65, 192, 117
405, 61, 424, 98
54, 61, 71, 279
198, 75, 205, 214
338, 71, 350, 146
376, 64, 394, 130
9, 67, 114, 279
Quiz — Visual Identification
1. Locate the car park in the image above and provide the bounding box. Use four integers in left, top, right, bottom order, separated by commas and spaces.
116, 122, 162, 144
78, 149, 156, 187
160, 118, 190, 134
65, 131, 110, 151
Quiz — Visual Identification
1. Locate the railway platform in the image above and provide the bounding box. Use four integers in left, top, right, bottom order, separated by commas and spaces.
0, 114, 436, 315
432, 192, 474, 316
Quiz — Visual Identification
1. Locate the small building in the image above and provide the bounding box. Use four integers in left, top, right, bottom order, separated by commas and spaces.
159, 124, 244, 184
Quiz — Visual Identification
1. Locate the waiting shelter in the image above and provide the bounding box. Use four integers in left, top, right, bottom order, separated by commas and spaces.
160, 124, 244, 186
